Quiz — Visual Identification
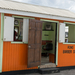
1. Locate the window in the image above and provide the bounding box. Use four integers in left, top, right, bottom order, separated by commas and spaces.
65, 24, 75, 43
14, 18, 23, 41
4, 16, 29, 43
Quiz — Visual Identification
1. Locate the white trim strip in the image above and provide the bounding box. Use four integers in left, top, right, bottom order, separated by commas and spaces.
0, 8, 75, 22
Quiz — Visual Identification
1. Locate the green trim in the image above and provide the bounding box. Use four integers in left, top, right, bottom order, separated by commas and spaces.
64, 22, 75, 25
14, 25, 19, 26
40, 19, 59, 66
11, 42, 28, 44
12, 15, 35, 19
11, 42, 23, 44
24, 42, 28, 44
0, 13, 4, 73
64, 22, 75, 44
38, 66, 40, 68
63, 43, 75, 44
40, 19, 59, 23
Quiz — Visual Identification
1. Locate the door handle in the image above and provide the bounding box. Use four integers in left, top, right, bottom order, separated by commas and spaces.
28, 46, 31, 48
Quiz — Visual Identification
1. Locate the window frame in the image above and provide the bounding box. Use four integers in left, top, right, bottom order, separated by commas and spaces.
14, 18, 23, 42
11, 15, 35, 44
63, 22, 75, 44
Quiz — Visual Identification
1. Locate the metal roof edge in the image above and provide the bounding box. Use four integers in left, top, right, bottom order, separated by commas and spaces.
0, 8, 75, 22
0, 7, 75, 20
1, 0, 72, 12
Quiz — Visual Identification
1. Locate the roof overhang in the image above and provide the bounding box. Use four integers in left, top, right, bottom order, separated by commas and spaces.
0, 8, 75, 22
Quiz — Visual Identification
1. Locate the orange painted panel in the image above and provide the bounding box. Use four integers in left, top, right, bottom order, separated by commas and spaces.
57, 43, 75, 67
2, 42, 38, 72
3, 13, 75, 70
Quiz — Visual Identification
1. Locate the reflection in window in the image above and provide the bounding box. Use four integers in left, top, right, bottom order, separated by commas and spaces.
65, 26, 69, 43
65, 24, 75, 43
14, 18, 23, 41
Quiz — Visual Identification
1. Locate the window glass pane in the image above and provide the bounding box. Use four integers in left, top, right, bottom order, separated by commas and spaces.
14, 18, 23, 41
65, 24, 75, 43
65, 26, 69, 43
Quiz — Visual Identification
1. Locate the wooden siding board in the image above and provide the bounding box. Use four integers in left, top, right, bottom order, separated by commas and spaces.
2, 42, 38, 72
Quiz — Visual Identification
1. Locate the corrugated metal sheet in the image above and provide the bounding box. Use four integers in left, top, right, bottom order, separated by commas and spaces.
0, 0, 75, 19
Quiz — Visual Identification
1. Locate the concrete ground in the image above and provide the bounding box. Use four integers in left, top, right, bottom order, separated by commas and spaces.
18, 69, 75, 75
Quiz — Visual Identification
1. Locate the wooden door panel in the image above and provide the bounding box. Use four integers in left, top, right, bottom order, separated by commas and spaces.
35, 49, 41, 62
30, 21, 35, 28
28, 19, 42, 68
35, 44, 41, 48
29, 44, 35, 49
28, 49, 35, 62
28, 62, 41, 68
36, 22, 42, 30
29, 30, 35, 44
35, 31, 41, 44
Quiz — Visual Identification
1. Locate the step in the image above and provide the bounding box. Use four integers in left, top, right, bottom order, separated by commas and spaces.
39, 63, 56, 69
39, 67, 60, 74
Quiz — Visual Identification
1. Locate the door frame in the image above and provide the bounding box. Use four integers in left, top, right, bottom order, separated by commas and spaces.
40, 19, 59, 66
54, 23, 57, 63
0, 13, 4, 73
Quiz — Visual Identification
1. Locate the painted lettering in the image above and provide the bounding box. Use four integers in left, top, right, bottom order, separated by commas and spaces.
73, 50, 75, 53
68, 46, 73, 49
63, 50, 72, 54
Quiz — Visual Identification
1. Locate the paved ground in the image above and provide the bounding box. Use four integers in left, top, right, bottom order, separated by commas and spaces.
18, 69, 75, 75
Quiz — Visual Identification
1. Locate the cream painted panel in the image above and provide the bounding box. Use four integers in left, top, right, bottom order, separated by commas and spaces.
23, 19, 29, 43
3, 16, 14, 41
59, 23, 65, 43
